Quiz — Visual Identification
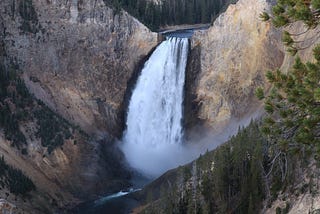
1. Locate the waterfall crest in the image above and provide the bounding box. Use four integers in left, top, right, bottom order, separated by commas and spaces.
121, 37, 189, 177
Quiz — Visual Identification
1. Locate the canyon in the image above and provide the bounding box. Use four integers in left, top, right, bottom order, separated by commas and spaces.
0, 0, 319, 213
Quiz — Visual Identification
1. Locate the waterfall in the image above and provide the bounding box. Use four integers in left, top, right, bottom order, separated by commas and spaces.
121, 37, 189, 177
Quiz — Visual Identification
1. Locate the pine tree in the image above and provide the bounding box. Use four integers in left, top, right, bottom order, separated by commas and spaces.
260, 0, 320, 54
257, 0, 320, 158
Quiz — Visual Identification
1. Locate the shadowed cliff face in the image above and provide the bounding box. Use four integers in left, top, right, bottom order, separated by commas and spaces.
187, 0, 284, 133
1, 0, 157, 138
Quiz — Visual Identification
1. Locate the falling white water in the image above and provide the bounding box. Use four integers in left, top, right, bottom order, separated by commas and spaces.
121, 37, 190, 177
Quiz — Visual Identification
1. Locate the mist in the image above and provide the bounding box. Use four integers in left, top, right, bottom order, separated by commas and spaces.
119, 109, 262, 178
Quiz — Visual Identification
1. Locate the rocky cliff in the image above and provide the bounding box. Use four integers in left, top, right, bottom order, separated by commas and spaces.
1, 0, 157, 138
187, 0, 284, 133
0, 0, 157, 212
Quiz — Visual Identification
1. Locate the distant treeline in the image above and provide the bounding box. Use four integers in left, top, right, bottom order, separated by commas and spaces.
104, 0, 237, 30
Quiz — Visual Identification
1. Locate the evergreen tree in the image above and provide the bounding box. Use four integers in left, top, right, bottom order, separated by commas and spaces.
262, 0, 320, 54
257, 0, 320, 157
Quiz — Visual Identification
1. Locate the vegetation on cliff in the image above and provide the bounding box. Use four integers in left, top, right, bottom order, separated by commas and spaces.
138, 122, 277, 213
104, 0, 237, 30
0, 156, 35, 196
18, 0, 41, 34
0, 54, 85, 155
139, 119, 319, 213
0, 64, 28, 150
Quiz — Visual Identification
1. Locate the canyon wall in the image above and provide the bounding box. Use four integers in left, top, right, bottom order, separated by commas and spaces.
0, 0, 157, 212
1, 0, 157, 137
187, 0, 284, 133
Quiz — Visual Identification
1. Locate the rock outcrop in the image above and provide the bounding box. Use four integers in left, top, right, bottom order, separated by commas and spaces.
1, 0, 157, 137
187, 0, 284, 132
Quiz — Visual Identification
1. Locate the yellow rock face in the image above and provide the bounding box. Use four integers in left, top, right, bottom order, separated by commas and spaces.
190, 0, 284, 132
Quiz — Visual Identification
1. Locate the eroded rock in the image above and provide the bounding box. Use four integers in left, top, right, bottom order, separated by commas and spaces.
1, 0, 158, 137
188, 0, 284, 132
